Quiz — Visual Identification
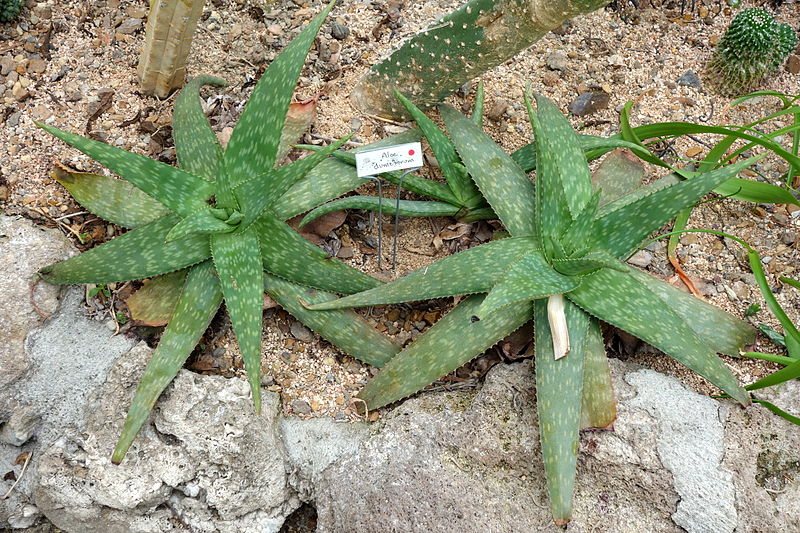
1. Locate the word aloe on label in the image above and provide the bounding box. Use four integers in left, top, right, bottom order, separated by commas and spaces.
353, 0, 610, 118
706, 8, 798, 96
37, 2, 401, 464
309, 92, 759, 524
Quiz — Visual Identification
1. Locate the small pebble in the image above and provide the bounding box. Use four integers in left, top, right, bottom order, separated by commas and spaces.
545, 50, 568, 71
290, 321, 314, 342
569, 92, 610, 116
330, 21, 350, 40
677, 70, 702, 89
628, 250, 653, 268
290, 399, 312, 415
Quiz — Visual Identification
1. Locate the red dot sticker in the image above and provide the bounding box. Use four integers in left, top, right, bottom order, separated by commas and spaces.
408, 149, 415, 156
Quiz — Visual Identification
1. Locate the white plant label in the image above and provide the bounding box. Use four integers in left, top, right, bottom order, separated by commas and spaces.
354, 142, 423, 177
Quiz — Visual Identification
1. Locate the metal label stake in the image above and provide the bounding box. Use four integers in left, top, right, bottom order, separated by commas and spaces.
354, 142, 424, 273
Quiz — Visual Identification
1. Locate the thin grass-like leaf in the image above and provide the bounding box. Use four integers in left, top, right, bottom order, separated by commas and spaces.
37, 123, 213, 217
173, 75, 227, 180
308, 236, 538, 310
534, 298, 590, 525
210, 227, 264, 413
567, 267, 750, 405
38, 214, 210, 284
51, 166, 168, 228
265, 273, 400, 367
440, 104, 536, 236
112, 260, 222, 463
359, 295, 533, 409
221, 1, 335, 193
255, 214, 381, 295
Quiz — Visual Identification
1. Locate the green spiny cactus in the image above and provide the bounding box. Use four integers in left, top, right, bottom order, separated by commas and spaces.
353, 0, 610, 119
0, 0, 22, 22
706, 8, 798, 96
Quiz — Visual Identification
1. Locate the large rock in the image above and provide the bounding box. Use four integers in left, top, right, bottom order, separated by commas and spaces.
312, 360, 800, 533
0, 215, 74, 399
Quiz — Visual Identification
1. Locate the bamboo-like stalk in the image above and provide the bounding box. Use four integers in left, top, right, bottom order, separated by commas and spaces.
138, 0, 206, 98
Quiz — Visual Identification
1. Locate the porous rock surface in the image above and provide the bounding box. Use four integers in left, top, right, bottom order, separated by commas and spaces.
2, 213, 800, 532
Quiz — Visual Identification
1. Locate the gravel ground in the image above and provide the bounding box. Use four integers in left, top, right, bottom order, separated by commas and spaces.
1, 0, 799, 416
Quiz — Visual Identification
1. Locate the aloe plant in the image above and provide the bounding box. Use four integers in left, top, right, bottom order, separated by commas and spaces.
138, 0, 206, 97
308, 92, 760, 524
36, 2, 402, 463
300, 84, 650, 227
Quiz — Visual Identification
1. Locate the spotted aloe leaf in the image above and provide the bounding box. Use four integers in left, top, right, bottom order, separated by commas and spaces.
36, 123, 214, 217
301, 197, 463, 227
315, 91, 758, 524
265, 273, 400, 368
39, 214, 211, 284
211, 228, 264, 412
358, 295, 533, 409
126, 270, 188, 326
308, 236, 538, 310
276, 99, 317, 164
39, 1, 394, 465
50, 165, 168, 228
566, 266, 750, 405
440, 104, 536, 236
221, 1, 335, 194
579, 319, 616, 430
112, 260, 222, 463
173, 75, 227, 180
274, 129, 424, 221
534, 298, 590, 526
475, 251, 578, 319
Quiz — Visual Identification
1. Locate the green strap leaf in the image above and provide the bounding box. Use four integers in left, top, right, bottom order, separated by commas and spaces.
594, 155, 764, 259
559, 190, 601, 251
211, 227, 264, 413
126, 270, 188, 326
395, 90, 478, 203
165, 207, 238, 242
255, 214, 382, 295
300, 197, 461, 227
580, 318, 616, 429
712, 177, 800, 207
358, 295, 533, 409
470, 81, 485, 127
511, 135, 651, 174
37, 123, 214, 217
264, 273, 401, 368
221, 1, 335, 191
625, 267, 755, 356
440, 104, 536, 237
234, 134, 352, 229
534, 298, 590, 526
112, 260, 222, 463
474, 251, 578, 319
39, 214, 211, 284
531, 92, 593, 218
51, 166, 168, 228
567, 268, 750, 405
307, 236, 538, 310
173, 75, 227, 180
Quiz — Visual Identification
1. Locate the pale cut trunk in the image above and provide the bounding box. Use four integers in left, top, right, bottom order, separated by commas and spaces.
138, 0, 206, 98
353, 0, 609, 119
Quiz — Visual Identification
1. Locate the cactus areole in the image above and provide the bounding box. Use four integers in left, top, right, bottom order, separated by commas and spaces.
353, 0, 610, 118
